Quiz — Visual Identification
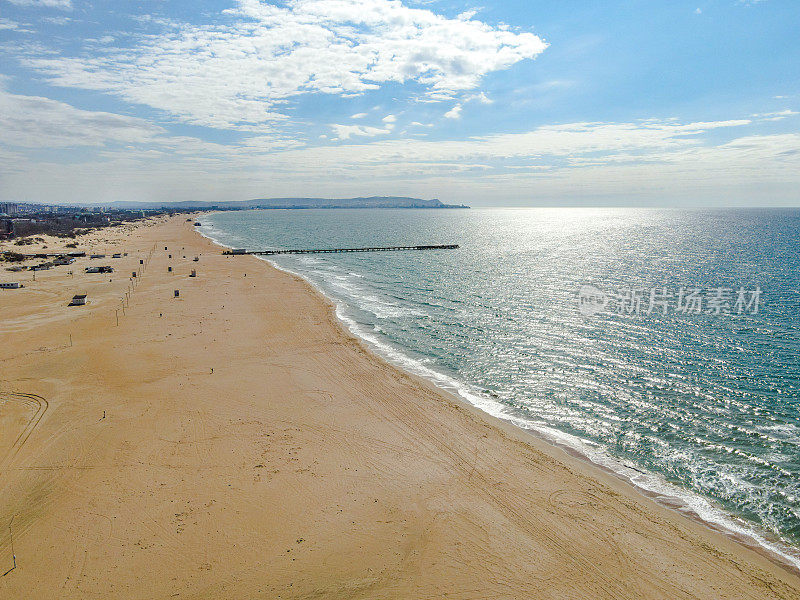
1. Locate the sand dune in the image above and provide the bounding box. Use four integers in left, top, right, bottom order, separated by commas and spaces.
1, 216, 799, 599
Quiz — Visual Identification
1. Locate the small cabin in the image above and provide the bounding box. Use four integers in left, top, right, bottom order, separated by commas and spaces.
68, 294, 87, 306
90, 254, 106, 259
112, 253, 122, 259
0, 282, 22, 289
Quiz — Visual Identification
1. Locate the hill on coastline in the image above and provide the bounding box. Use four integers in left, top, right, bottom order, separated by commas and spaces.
106, 197, 469, 210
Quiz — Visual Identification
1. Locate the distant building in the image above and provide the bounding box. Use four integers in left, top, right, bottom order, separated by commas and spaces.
68, 294, 87, 306
0, 203, 19, 216
0, 282, 22, 289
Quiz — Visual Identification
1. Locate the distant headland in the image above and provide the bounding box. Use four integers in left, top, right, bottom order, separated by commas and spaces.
105, 197, 470, 210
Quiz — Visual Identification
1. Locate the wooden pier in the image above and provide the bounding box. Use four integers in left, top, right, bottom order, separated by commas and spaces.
223, 244, 458, 256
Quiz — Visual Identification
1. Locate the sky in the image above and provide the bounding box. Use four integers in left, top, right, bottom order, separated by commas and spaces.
0, 0, 798, 206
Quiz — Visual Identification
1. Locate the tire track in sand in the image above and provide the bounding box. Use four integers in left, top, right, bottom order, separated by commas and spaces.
0, 392, 49, 475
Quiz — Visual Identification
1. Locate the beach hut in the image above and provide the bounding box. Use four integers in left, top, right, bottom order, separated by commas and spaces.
0, 282, 22, 289
190, 269, 196, 277
68, 294, 87, 306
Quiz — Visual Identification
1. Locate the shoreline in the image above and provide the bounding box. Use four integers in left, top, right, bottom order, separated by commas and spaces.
199, 213, 800, 576
2, 215, 800, 598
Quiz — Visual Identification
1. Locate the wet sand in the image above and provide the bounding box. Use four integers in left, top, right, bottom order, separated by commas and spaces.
1, 215, 799, 599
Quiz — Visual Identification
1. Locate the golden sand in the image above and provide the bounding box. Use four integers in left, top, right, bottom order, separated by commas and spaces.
1, 216, 799, 599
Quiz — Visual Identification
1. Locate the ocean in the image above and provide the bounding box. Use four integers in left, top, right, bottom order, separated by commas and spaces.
200, 207, 800, 568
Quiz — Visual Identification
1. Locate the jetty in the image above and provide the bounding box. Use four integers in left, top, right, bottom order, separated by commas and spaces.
223, 244, 459, 256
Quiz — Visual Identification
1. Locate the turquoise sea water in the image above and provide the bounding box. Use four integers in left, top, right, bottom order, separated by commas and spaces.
201, 207, 800, 567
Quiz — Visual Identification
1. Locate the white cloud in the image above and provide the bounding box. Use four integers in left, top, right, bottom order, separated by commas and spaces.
350, 112, 368, 119
382, 114, 397, 123
329, 123, 393, 140
42, 15, 72, 24
466, 91, 493, 104
0, 86, 163, 148
750, 109, 798, 121
5, 0, 72, 9
444, 104, 462, 119
238, 134, 305, 151
4, 117, 799, 205
0, 18, 20, 30
22, 0, 547, 130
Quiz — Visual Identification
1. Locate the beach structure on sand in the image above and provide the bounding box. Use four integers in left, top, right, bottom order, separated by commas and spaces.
86, 266, 113, 274
223, 244, 460, 256
68, 294, 87, 306
0, 282, 22, 289
90, 254, 106, 259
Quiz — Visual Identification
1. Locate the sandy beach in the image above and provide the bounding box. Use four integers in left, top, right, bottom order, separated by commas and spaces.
1, 215, 799, 599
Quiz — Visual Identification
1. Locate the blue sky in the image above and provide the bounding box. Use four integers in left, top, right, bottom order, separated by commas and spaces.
0, 0, 798, 206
